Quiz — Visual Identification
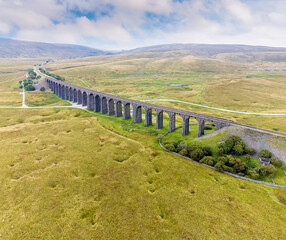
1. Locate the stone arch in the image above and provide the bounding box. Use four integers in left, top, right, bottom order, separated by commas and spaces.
73, 89, 78, 103
155, 109, 164, 130
88, 93, 94, 110
132, 105, 142, 123
123, 102, 131, 119
61, 85, 65, 99
78, 90, 82, 104
101, 96, 107, 114
108, 98, 115, 115
95, 95, 101, 112
55, 82, 58, 95
115, 100, 122, 117
69, 87, 73, 101
65, 86, 69, 100
144, 107, 152, 126
82, 91, 87, 106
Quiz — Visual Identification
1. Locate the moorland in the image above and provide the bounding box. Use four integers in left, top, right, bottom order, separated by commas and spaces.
0, 43, 286, 239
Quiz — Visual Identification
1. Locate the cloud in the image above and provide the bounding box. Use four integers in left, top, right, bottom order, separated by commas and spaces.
0, 0, 286, 49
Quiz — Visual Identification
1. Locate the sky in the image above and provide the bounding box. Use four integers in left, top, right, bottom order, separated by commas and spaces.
0, 0, 286, 50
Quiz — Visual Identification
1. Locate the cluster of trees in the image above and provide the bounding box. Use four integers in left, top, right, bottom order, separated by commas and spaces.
164, 141, 212, 162
27, 69, 41, 80
19, 69, 41, 91
19, 79, 35, 91
163, 135, 284, 180
39, 67, 65, 82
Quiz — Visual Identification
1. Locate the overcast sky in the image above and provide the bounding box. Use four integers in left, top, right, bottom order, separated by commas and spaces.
0, 0, 285, 50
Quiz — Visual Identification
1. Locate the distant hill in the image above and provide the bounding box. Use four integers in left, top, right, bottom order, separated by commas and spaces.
128, 43, 286, 62
1, 39, 286, 62
0, 38, 113, 59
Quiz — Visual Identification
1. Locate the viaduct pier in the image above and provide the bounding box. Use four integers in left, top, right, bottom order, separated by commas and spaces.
36, 66, 234, 137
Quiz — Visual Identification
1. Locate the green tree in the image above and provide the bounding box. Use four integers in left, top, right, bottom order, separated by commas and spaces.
259, 149, 272, 158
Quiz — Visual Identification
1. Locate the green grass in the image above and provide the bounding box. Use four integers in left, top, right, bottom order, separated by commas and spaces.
25, 91, 71, 107
1, 59, 286, 239
1, 107, 286, 239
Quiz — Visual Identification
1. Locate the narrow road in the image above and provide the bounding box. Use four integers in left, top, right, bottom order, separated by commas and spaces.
20, 81, 28, 108
142, 99, 286, 116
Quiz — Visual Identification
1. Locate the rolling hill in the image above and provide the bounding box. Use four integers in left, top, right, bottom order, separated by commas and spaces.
0, 38, 113, 60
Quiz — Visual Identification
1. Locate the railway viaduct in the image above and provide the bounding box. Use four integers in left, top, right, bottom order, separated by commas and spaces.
37, 67, 234, 137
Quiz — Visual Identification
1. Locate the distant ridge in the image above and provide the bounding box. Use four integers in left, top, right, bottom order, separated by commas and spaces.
127, 43, 286, 62
1, 38, 286, 62
0, 38, 113, 59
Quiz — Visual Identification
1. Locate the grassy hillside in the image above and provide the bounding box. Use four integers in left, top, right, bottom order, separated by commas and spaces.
0, 106, 286, 239
1, 59, 286, 239
0, 38, 112, 60
43, 51, 286, 133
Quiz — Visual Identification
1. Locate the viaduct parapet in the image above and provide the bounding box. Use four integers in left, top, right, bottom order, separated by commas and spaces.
36, 67, 234, 137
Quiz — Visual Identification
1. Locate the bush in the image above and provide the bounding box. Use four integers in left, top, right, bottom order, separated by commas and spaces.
245, 154, 251, 162
259, 149, 272, 158
218, 142, 229, 156
216, 155, 248, 174
270, 157, 283, 168
189, 148, 204, 161
164, 143, 176, 152
260, 164, 277, 177
214, 162, 225, 172
202, 146, 212, 156
179, 148, 188, 156
232, 144, 244, 156
177, 141, 187, 152
40, 87, 45, 91
245, 147, 256, 155
248, 169, 260, 180
25, 84, 35, 91
200, 156, 216, 166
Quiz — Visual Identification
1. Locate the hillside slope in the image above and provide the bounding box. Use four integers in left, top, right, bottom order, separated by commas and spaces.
0, 38, 112, 59
128, 43, 286, 62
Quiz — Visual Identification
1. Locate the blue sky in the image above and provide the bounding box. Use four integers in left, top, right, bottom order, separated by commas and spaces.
0, 0, 286, 50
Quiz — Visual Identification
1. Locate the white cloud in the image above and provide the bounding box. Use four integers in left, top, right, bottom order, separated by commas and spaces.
0, 0, 286, 49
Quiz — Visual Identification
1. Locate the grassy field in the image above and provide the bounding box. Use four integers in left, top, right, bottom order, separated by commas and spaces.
42, 52, 286, 134
1, 58, 286, 239
0, 107, 286, 239
25, 90, 71, 107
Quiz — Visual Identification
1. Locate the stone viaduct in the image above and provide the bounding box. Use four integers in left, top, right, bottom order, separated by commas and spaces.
39, 68, 234, 137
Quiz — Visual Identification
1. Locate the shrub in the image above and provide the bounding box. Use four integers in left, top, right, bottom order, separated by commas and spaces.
40, 87, 45, 91
214, 162, 224, 172
256, 164, 276, 178
220, 135, 246, 156
200, 156, 216, 166
218, 142, 229, 155
232, 144, 244, 156
270, 157, 283, 168
179, 148, 188, 156
202, 146, 212, 156
216, 155, 248, 174
187, 142, 202, 153
25, 84, 35, 91
245, 147, 256, 155
245, 154, 251, 162
259, 149, 272, 158
248, 169, 260, 180
164, 143, 176, 152
189, 148, 204, 161
177, 141, 187, 152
